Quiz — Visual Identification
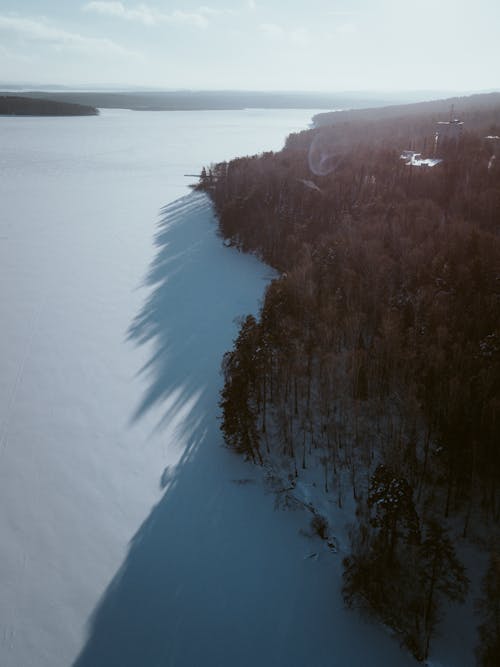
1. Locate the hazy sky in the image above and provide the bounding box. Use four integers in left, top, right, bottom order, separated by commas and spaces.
1, 0, 499, 91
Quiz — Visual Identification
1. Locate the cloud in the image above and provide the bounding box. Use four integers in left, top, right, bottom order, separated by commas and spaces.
290, 27, 309, 46
336, 22, 357, 34
328, 10, 360, 16
259, 23, 309, 46
83, 1, 131, 18
83, 2, 210, 28
197, 6, 236, 17
259, 22, 285, 39
0, 14, 138, 56
0, 43, 36, 63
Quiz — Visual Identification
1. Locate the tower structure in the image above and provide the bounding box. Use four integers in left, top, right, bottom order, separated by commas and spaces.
434, 105, 464, 153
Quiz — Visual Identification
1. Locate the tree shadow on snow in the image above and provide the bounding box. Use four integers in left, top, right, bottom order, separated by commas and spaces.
72, 192, 414, 667
71, 192, 286, 667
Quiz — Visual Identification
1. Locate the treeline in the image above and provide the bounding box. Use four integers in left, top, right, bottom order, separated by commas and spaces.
201, 94, 500, 662
0, 96, 98, 116
3, 89, 430, 112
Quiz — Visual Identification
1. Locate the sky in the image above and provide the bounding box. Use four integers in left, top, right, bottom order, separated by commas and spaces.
0, 0, 499, 92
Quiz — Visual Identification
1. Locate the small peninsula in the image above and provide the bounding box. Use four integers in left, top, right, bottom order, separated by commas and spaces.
0, 95, 98, 116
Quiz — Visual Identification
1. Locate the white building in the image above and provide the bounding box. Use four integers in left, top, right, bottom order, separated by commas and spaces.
400, 150, 443, 167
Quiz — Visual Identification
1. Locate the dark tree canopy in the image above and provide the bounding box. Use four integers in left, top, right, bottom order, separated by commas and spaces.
205, 91, 500, 661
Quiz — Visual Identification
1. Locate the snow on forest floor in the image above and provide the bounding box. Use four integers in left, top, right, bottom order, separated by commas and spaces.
260, 436, 483, 667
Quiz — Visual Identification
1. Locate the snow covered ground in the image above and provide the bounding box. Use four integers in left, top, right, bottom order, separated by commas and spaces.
1, 109, 418, 666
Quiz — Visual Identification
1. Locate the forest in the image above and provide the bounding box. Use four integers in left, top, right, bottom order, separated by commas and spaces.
0, 95, 98, 116
199, 93, 500, 663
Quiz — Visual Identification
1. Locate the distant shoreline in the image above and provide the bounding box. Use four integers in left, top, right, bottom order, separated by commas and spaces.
0, 90, 448, 113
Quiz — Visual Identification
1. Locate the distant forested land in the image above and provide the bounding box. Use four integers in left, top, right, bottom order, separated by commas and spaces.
313, 91, 500, 129
202, 92, 500, 662
0, 89, 460, 112
0, 96, 98, 116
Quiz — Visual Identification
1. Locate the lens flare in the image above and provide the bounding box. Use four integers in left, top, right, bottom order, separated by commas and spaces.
308, 131, 345, 176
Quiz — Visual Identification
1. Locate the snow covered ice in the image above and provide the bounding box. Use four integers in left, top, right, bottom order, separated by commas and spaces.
0, 109, 417, 666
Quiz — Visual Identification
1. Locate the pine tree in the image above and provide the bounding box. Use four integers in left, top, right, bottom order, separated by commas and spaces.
368, 464, 420, 561
219, 315, 262, 462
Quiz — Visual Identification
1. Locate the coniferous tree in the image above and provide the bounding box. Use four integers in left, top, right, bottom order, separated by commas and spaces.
368, 464, 420, 562
220, 315, 261, 462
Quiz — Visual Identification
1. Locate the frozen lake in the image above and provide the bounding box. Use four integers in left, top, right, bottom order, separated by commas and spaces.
0, 108, 416, 667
